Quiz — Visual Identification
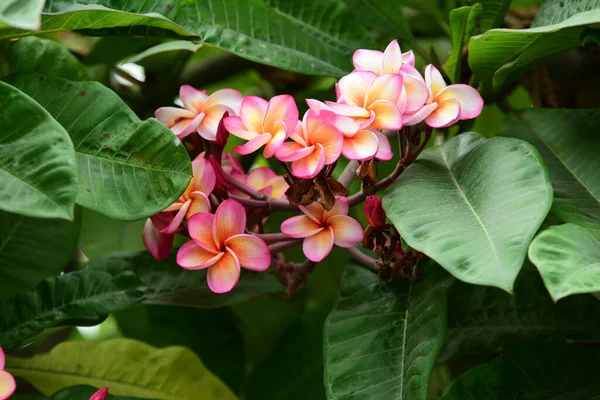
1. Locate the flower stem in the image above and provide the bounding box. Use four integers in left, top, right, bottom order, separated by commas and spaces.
348, 247, 378, 271
269, 239, 302, 253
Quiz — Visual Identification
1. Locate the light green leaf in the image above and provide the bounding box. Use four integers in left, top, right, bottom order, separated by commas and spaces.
383, 132, 553, 291
441, 343, 600, 399
440, 267, 600, 361
5, 73, 191, 221
445, 4, 483, 83
469, 7, 600, 90
532, 0, 600, 27
0, 81, 77, 220
501, 108, 600, 238
529, 223, 600, 301
324, 261, 452, 400
125, 40, 202, 68
0, 211, 79, 299
479, 0, 512, 31
8, 36, 88, 80
342, 0, 413, 40
0, 0, 376, 77
0, 0, 43, 30
7, 339, 237, 400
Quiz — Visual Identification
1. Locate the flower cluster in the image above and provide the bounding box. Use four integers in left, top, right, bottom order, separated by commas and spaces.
0, 347, 15, 400
148, 40, 483, 294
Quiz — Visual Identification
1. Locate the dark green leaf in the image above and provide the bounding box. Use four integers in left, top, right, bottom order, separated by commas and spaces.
0, 0, 43, 30
0, 81, 77, 220
5, 73, 191, 221
324, 262, 452, 400
342, 0, 412, 40
445, 4, 483, 83
0, 211, 79, 299
479, 0, 512, 31
383, 132, 553, 291
441, 343, 600, 399
501, 108, 600, 238
10, 385, 149, 399
529, 223, 600, 301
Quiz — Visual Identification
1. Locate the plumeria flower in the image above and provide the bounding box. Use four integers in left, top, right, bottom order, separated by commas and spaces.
155, 85, 243, 141
280, 197, 363, 262
0, 347, 16, 400
330, 71, 407, 131
404, 65, 484, 128
90, 387, 109, 400
275, 110, 344, 179
224, 95, 299, 157
352, 40, 427, 113
306, 99, 391, 161
245, 167, 288, 199
177, 200, 271, 293
143, 214, 175, 260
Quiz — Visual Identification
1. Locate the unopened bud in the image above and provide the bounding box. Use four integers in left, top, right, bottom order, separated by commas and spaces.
364, 195, 386, 228
90, 387, 109, 400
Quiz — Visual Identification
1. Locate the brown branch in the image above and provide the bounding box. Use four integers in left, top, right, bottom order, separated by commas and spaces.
269, 239, 302, 253
223, 173, 265, 199
229, 194, 297, 212
338, 160, 359, 188
254, 232, 291, 243
347, 247, 378, 271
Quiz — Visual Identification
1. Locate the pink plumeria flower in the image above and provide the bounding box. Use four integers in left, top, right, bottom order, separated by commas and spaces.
0, 347, 16, 400
404, 65, 484, 128
306, 99, 391, 161
352, 40, 427, 113
246, 167, 288, 199
155, 85, 243, 141
143, 214, 175, 260
224, 95, 299, 157
90, 387, 109, 400
275, 110, 344, 179
177, 200, 271, 293
330, 71, 407, 131
280, 197, 363, 262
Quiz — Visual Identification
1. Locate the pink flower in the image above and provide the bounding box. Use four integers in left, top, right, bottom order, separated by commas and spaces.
404, 65, 484, 128
155, 85, 243, 141
177, 200, 271, 293
0, 347, 16, 400
275, 110, 344, 179
143, 214, 175, 260
280, 197, 363, 262
89, 387, 109, 400
364, 195, 386, 228
246, 167, 289, 199
224, 95, 299, 157
329, 71, 407, 131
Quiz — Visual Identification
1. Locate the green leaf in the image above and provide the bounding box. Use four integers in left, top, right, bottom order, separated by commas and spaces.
440, 267, 600, 361
324, 262, 452, 400
5, 73, 191, 221
383, 132, 553, 291
468, 7, 600, 90
342, 0, 412, 40
10, 385, 149, 399
445, 4, 483, 83
7, 339, 238, 399
479, 0, 512, 31
529, 223, 600, 301
8, 37, 88, 80
125, 40, 202, 69
0, 0, 376, 77
532, 0, 600, 27
0, 81, 77, 220
501, 108, 600, 238
0, 211, 79, 299
441, 343, 600, 399
0, 0, 43, 30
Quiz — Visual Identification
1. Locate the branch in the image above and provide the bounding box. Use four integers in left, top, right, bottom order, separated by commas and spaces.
229, 194, 297, 212
347, 247, 378, 271
253, 232, 291, 243
338, 160, 359, 188
223, 173, 265, 199
269, 239, 302, 253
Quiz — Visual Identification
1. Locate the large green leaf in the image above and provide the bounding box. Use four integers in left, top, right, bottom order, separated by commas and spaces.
529, 223, 600, 301
501, 108, 600, 238
7, 339, 237, 399
324, 262, 452, 400
342, 0, 412, 40
445, 4, 482, 83
532, 0, 600, 27
0, 80, 77, 220
383, 132, 552, 291
468, 7, 600, 90
479, 0, 512, 31
8, 37, 88, 80
5, 73, 191, 221
441, 343, 600, 399
0, 0, 43, 30
0, 211, 79, 299
0, 0, 376, 77
440, 267, 600, 360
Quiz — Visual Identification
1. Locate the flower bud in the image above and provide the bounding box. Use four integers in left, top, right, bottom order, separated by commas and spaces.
364, 195, 386, 228
89, 387, 109, 400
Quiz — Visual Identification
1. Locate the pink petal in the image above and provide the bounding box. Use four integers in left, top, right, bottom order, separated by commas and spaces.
233, 133, 272, 155
180, 85, 208, 112
207, 249, 241, 293
299, 202, 326, 224
324, 196, 349, 219
188, 158, 216, 195
143, 218, 174, 260
306, 98, 333, 113
308, 100, 359, 137
267, 176, 289, 199
381, 40, 403, 74
203, 88, 243, 114
425, 98, 461, 128
89, 387, 109, 400
281, 215, 324, 238
214, 199, 246, 247
373, 129, 393, 161
264, 94, 299, 133
309, 122, 343, 164
436, 84, 484, 119
403, 102, 438, 126
325, 101, 371, 119
225, 234, 271, 271
401, 66, 429, 113
197, 105, 232, 141
160, 199, 191, 234
291, 144, 325, 179
352, 49, 383, 73
342, 129, 379, 160
425, 64, 447, 98
240, 96, 268, 133
302, 227, 334, 262
0, 370, 16, 400
186, 192, 211, 218
276, 143, 314, 162
155, 107, 196, 126
247, 167, 277, 190
177, 241, 223, 270
369, 100, 403, 130
0, 346, 4, 370
401, 50, 415, 67
366, 73, 403, 106
328, 215, 364, 247
222, 152, 245, 176
188, 212, 219, 252
290, 120, 308, 146
336, 71, 377, 107
178, 112, 205, 139
263, 122, 287, 158
224, 116, 257, 141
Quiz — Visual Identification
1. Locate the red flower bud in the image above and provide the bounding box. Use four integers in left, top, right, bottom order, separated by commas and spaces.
89, 387, 109, 400
364, 195, 386, 228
